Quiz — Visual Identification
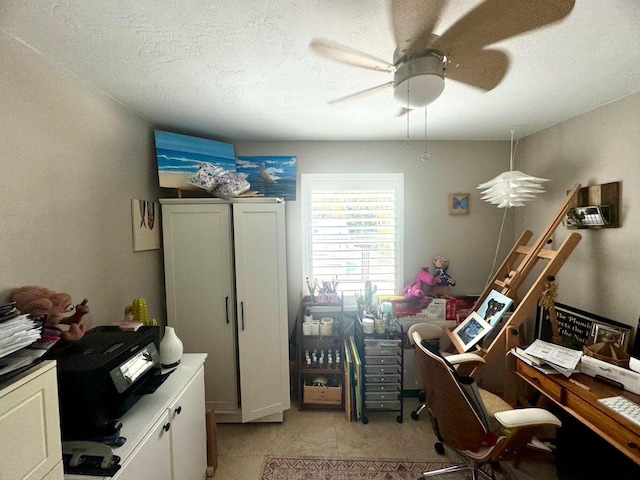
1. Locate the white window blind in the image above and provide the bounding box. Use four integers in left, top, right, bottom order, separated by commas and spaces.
302, 174, 403, 296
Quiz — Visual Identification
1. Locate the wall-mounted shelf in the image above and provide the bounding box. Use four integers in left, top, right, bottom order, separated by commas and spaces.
566, 182, 620, 229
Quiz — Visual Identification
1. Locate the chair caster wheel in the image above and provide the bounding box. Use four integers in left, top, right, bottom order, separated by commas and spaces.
362, 417, 369, 424
434, 442, 445, 455
396, 415, 403, 423
411, 410, 419, 421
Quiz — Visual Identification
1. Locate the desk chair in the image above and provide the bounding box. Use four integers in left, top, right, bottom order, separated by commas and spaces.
407, 323, 481, 421
407, 322, 443, 420
413, 331, 561, 480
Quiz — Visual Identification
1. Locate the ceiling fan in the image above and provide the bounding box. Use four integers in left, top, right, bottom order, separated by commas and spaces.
310, 0, 575, 109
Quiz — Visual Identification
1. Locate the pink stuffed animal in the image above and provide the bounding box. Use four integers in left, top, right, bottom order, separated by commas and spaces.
403, 268, 437, 306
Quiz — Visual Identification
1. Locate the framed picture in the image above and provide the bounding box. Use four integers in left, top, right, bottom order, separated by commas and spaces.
131, 199, 160, 251
451, 312, 492, 352
449, 193, 470, 215
475, 289, 514, 327
591, 322, 629, 350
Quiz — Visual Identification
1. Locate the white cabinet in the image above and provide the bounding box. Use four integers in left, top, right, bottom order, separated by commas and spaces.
161, 199, 290, 423
0, 360, 63, 480
66, 354, 208, 480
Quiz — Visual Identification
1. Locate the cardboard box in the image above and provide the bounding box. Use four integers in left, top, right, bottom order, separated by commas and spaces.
303, 382, 342, 405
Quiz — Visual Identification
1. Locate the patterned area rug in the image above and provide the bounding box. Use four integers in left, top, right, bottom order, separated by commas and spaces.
261, 457, 473, 480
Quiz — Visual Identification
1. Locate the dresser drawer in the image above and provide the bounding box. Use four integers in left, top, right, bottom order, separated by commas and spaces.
365, 355, 401, 366
365, 391, 400, 402
516, 361, 563, 402
365, 364, 401, 375
366, 373, 401, 384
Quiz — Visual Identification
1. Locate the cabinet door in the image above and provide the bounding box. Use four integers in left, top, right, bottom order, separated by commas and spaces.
0, 362, 62, 480
162, 203, 238, 413
115, 412, 172, 480
169, 366, 207, 480
233, 202, 290, 422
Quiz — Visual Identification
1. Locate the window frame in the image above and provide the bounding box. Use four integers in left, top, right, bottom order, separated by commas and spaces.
301, 173, 404, 298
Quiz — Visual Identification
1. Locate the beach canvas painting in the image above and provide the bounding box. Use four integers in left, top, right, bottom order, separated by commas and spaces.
154, 130, 236, 189
236, 156, 297, 201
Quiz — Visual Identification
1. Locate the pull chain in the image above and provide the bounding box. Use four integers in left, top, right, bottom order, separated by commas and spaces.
421, 106, 430, 162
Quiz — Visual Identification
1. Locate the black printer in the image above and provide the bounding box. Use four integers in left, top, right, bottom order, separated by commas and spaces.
54, 326, 163, 440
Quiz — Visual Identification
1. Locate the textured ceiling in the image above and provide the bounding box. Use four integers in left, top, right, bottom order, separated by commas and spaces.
2, 0, 640, 141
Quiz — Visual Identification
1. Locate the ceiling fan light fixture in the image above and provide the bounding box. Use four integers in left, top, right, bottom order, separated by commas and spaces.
393, 54, 445, 108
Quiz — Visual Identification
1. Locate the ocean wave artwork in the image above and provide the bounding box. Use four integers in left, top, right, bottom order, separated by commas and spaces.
155, 130, 235, 189
237, 156, 297, 201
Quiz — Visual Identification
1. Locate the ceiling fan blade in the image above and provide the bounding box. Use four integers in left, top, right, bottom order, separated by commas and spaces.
446, 48, 509, 91
390, 0, 444, 55
309, 38, 394, 72
434, 0, 575, 56
327, 82, 393, 105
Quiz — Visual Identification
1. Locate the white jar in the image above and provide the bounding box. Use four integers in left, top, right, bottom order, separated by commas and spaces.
362, 317, 375, 334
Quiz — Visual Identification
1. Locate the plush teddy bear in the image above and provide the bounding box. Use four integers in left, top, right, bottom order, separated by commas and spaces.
10, 285, 89, 341
403, 267, 437, 306
431, 256, 456, 297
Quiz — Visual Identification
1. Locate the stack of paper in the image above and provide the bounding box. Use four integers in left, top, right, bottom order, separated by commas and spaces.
0, 314, 42, 375
521, 339, 582, 377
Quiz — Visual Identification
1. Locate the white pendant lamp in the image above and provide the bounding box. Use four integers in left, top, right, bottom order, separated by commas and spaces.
477, 129, 549, 208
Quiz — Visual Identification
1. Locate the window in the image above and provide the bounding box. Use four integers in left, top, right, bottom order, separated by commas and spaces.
301, 173, 404, 297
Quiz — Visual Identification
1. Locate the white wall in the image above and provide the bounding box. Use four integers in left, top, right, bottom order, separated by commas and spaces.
517, 92, 640, 332
0, 32, 165, 329
234, 140, 516, 330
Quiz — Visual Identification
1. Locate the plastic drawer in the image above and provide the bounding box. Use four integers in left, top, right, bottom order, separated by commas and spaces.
365, 365, 401, 375
365, 400, 401, 411
364, 338, 401, 348
365, 382, 400, 393
365, 355, 401, 366
365, 346, 401, 356
365, 391, 400, 402
365, 373, 401, 384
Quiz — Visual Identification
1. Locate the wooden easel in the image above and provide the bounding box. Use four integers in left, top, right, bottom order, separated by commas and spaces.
446, 184, 583, 394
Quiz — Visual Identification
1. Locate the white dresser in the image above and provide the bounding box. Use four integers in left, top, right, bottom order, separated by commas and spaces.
0, 360, 64, 480
65, 353, 208, 480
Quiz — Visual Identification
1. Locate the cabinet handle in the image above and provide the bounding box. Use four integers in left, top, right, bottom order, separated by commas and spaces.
628, 441, 639, 449
241, 301, 245, 330
163, 422, 171, 432
225, 296, 230, 324
175, 406, 182, 415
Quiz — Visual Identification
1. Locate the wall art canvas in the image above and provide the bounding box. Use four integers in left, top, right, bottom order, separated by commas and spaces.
452, 312, 492, 352
236, 156, 297, 201
132, 199, 160, 251
475, 289, 514, 327
449, 192, 470, 215
154, 130, 235, 189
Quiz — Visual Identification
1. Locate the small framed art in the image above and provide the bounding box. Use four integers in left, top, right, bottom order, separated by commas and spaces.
132, 199, 160, 251
451, 312, 492, 352
590, 322, 629, 350
475, 289, 514, 327
449, 193, 470, 215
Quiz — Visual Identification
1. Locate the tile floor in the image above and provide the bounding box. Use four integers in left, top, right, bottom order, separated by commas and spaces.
212, 398, 559, 479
